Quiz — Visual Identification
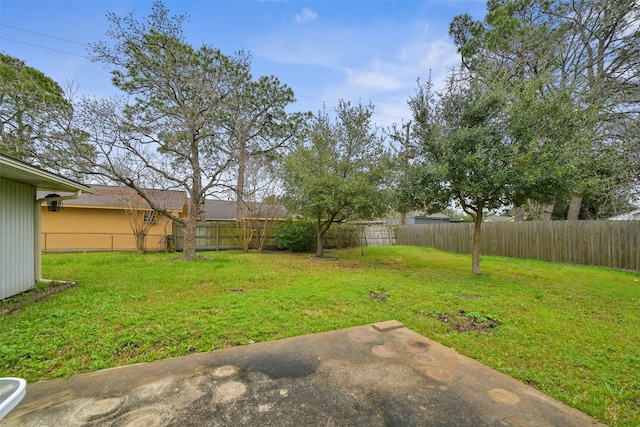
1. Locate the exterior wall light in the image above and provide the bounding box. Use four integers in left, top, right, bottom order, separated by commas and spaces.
45, 194, 62, 212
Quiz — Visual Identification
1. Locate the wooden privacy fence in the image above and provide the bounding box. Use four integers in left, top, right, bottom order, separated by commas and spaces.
40, 221, 638, 271
172, 221, 278, 251
172, 222, 397, 252
397, 221, 640, 271
324, 224, 397, 249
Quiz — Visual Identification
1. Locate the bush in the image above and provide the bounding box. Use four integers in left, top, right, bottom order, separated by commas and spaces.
274, 218, 315, 252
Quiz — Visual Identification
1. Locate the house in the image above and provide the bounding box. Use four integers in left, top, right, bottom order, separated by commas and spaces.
202, 199, 290, 222
39, 185, 187, 252
485, 215, 515, 222
608, 209, 640, 221
386, 212, 451, 225
0, 154, 94, 300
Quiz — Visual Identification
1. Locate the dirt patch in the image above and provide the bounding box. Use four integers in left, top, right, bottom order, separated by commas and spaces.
197, 281, 213, 286
430, 310, 501, 333
369, 291, 389, 302
170, 255, 212, 262
457, 294, 483, 299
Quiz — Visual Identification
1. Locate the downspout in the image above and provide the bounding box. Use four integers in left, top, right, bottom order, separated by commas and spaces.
34, 190, 83, 284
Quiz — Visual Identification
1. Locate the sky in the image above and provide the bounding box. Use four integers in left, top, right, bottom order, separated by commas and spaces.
0, 0, 488, 129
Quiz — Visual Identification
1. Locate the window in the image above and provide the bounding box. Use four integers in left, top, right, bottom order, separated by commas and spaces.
143, 212, 157, 223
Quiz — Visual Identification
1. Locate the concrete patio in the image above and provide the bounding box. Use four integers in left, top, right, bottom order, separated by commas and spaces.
1, 321, 604, 426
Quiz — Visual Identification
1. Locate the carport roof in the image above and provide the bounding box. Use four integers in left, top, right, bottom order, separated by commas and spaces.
0, 154, 94, 194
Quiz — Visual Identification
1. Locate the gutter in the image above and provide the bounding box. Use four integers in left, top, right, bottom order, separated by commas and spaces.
34, 190, 83, 284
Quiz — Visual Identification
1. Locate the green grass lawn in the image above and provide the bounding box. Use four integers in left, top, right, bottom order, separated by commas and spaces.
1, 246, 639, 425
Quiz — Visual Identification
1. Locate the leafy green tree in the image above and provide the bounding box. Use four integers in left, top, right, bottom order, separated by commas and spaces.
403, 71, 580, 274
449, 0, 640, 218
282, 101, 391, 258
70, 1, 300, 260
0, 53, 81, 169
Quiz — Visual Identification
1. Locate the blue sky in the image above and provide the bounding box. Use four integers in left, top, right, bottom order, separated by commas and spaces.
1, 0, 487, 128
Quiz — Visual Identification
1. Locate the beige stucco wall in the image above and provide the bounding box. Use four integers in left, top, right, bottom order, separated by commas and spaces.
40, 205, 175, 251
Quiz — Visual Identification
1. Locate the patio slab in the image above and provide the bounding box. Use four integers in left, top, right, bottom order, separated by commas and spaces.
1, 321, 604, 426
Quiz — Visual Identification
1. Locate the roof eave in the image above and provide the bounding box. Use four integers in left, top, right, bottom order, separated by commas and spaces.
0, 154, 95, 193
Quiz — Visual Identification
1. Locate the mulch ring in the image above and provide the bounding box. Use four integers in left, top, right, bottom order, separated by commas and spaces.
430, 310, 501, 333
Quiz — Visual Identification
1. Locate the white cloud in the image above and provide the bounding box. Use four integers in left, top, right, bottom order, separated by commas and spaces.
320, 35, 461, 125
337, 36, 460, 96
295, 8, 317, 24
251, 15, 463, 125
345, 68, 405, 92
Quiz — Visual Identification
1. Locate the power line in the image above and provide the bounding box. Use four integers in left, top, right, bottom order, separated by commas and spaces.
0, 26, 407, 124
0, 23, 88, 46
296, 95, 404, 124
0, 37, 89, 58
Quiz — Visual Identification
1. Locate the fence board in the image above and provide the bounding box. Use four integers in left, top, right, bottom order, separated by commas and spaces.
396, 221, 640, 271
173, 221, 279, 251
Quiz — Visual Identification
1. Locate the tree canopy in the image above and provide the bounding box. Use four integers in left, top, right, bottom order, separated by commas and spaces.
63, 1, 302, 259
449, 0, 640, 218
402, 67, 584, 274
282, 101, 391, 257
0, 53, 79, 169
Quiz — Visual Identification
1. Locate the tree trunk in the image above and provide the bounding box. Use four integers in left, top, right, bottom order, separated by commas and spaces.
567, 197, 582, 220
472, 213, 483, 275
316, 218, 324, 258
182, 202, 198, 260
134, 232, 146, 254
182, 220, 197, 260
541, 204, 554, 221
235, 143, 247, 221
513, 206, 524, 221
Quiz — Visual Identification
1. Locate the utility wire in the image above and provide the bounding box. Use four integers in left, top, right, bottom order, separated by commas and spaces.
0, 23, 89, 46
0, 37, 89, 58
1, 25, 407, 124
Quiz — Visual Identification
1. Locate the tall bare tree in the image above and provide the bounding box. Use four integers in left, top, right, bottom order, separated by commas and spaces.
64, 2, 299, 259
217, 52, 306, 242
232, 157, 287, 252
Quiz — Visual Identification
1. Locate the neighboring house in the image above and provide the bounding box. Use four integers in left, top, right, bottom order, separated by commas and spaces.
415, 214, 452, 224
608, 209, 640, 221
202, 199, 290, 222
0, 154, 94, 300
39, 185, 187, 252
386, 212, 451, 225
202, 199, 237, 221
485, 215, 515, 222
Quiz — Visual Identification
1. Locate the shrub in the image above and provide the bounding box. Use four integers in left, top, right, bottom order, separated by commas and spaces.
274, 218, 315, 252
